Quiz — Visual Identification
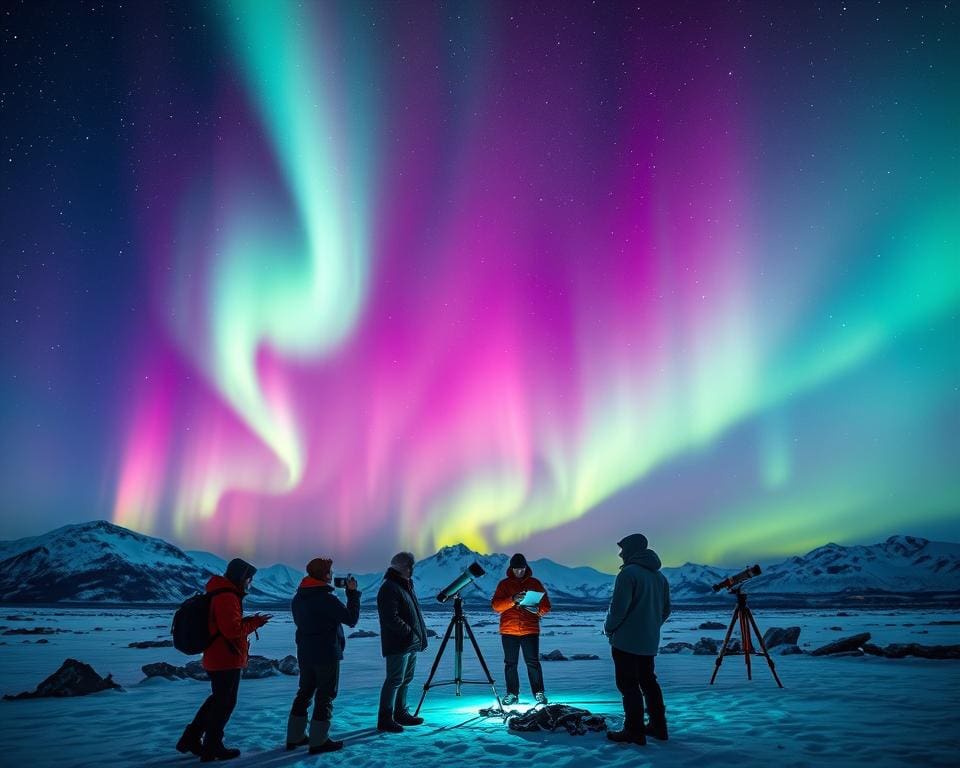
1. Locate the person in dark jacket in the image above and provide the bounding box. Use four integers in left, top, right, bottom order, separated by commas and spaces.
604, 533, 671, 746
286, 557, 360, 754
376, 551, 428, 732
177, 558, 271, 762
490, 553, 552, 705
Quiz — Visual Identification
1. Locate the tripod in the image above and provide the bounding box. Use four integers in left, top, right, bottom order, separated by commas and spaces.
709, 587, 784, 688
413, 595, 504, 716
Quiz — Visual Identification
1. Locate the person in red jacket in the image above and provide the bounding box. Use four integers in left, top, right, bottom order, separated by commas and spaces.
491, 553, 551, 706
177, 558, 271, 762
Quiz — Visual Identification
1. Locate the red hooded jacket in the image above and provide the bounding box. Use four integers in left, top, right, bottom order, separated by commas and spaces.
201, 575, 268, 671
491, 565, 552, 636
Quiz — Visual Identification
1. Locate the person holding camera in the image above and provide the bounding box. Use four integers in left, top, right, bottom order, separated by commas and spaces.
376, 551, 429, 732
286, 557, 361, 754
491, 553, 552, 706
604, 533, 671, 746
177, 558, 271, 762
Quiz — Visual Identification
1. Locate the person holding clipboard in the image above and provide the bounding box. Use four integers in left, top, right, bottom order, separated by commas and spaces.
491, 553, 552, 705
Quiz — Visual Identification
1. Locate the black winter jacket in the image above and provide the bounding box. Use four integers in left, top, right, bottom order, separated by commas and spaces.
291, 578, 361, 665
376, 567, 428, 657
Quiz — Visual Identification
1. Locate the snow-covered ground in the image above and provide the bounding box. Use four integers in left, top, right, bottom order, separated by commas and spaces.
1, 607, 959, 767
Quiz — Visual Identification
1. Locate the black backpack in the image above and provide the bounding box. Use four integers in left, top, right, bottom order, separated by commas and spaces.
171, 587, 237, 655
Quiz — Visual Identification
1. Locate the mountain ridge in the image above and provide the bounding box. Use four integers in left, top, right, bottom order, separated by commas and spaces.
1, 520, 958, 605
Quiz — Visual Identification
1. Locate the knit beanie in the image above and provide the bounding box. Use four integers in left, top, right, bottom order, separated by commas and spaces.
509, 553, 528, 569
390, 551, 415, 570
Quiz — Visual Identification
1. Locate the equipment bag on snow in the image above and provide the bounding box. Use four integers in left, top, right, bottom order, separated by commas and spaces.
171, 587, 237, 654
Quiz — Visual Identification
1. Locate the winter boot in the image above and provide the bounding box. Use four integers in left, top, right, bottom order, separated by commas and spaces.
607, 728, 646, 746
285, 714, 309, 750
175, 723, 203, 756
310, 739, 344, 754
501, 693, 519, 706
199, 738, 241, 762
644, 717, 669, 741
394, 708, 424, 726
534, 691, 548, 705
377, 709, 404, 733
307, 719, 343, 754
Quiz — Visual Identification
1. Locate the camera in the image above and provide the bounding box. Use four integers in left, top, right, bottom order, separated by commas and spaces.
333, 575, 352, 589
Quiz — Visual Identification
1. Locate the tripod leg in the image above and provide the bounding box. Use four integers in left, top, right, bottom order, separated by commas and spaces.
462, 615, 504, 714
414, 615, 456, 717
740, 610, 753, 680
744, 607, 784, 688
454, 617, 464, 695
710, 606, 740, 684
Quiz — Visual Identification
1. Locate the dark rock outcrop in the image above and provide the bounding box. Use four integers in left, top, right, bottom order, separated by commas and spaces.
128, 640, 174, 649
142, 662, 188, 680
348, 629, 378, 638
777, 644, 804, 655
863, 643, 960, 659
4, 659, 122, 700
693, 637, 720, 655
243, 655, 280, 679
184, 661, 209, 681
570, 653, 600, 660
659, 641, 694, 654
2, 627, 64, 636
278, 655, 299, 675
762, 626, 801, 649
699, 621, 726, 630
811, 632, 871, 656
540, 649, 568, 661
181, 655, 281, 680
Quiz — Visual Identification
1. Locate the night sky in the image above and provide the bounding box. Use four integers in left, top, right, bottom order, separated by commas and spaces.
2, 1, 958, 572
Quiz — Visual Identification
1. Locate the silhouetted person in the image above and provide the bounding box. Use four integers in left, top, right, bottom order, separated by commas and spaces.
604, 533, 671, 746
491, 553, 552, 705
285, 557, 360, 754
376, 551, 428, 731
178, 558, 271, 762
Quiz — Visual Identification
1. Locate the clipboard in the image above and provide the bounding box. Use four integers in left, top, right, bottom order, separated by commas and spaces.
518, 590, 544, 607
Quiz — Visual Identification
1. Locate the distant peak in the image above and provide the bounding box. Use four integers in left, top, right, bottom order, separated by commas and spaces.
53, 519, 130, 537
436, 543, 474, 556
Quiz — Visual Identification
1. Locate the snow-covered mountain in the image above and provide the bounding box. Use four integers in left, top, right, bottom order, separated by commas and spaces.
747, 535, 960, 594
0, 521, 210, 603
0, 521, 306, 604
365, 543, 617, 606
661, 563, 738, 601
0, 522, 957, 605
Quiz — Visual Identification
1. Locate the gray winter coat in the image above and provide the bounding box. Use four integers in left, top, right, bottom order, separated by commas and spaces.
604, 535, 671, 656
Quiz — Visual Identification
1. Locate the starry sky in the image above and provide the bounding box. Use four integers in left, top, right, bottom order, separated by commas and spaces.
1, 1, 958, 573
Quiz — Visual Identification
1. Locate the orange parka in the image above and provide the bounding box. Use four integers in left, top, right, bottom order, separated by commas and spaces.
201, 575, 268, 671
491, 565, 552, 636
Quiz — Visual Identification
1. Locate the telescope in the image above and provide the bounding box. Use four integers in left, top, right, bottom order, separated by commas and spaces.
711, 564, 761, 593
417, 560, 502, 715
436, 562, 485, 602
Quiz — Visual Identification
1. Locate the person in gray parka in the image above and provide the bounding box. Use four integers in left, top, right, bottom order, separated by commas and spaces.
603, 533, 671, 746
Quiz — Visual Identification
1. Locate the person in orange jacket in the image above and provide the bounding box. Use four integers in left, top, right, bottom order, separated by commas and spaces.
490, 553, 552, 706
178, 558, 271, 762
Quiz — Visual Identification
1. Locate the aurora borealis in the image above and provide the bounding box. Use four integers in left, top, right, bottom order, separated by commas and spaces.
2, 1, 958, 572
